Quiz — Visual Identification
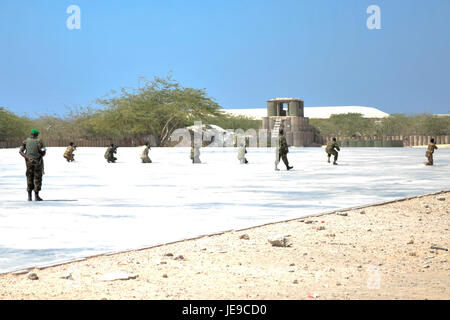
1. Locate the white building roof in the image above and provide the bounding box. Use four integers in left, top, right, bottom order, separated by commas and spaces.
224, 106, 389, 119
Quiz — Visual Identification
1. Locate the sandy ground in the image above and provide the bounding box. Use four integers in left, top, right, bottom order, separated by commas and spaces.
0, 191, 448, 300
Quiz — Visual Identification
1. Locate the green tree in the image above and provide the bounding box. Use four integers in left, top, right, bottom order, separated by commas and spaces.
0, 107, 31, 141
328, 113, 374, 137
78, 76, 223, 146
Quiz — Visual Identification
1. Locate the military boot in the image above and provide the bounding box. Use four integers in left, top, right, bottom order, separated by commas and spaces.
35, 191, 43, 201
333, 161, 338, 165
27, 191, 32, 201
287, 166, 293, 170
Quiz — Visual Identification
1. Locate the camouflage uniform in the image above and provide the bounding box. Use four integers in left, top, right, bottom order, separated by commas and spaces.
20, 137, 46, 192
63, 145, 75, 162
140, 145, 152, 163
326, 141, 340, 164
190, 146, 201, 164
237, 144, 248, 164
425, 142, 438, 165
105, 146, 117, 163
278, 135, 290, 168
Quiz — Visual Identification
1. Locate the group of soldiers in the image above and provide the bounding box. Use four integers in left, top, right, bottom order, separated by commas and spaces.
19, 128, 440, 201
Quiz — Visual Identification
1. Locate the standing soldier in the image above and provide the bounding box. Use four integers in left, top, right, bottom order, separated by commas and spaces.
190, 143, 201, 164
140, 141, 152, 163
63, 142, 76, 162
326, 137, 340, 165
189, 130, 201, 164
425, 138, 438, 166
237, 140, 248, 164
277, 129, 293, 171
19, 129, 46, 201
105, 144, 118, 163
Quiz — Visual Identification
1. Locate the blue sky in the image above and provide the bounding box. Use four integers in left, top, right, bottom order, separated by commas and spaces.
0, 0, 449, 117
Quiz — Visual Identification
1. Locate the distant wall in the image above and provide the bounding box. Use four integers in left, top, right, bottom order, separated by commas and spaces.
2, 135, 449, 148
0, 138, 150, 149
319, 135, 450, 147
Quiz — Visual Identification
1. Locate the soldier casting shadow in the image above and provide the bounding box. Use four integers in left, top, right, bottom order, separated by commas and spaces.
105, 144, 118, 163
425, 138, 438, 166
19, 129, 46, 201
326, 137, 340, 165
189, 130, 202, 164
140, 141, 152, 163
275, 129, 293, 171
237, 141, 248, 164
64, 142, 76, 162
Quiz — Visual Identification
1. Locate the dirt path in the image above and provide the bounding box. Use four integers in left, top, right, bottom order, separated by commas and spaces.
0, 191, 449, 300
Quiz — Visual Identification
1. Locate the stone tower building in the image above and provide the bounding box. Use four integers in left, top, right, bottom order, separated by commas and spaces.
261, 97, 316, 147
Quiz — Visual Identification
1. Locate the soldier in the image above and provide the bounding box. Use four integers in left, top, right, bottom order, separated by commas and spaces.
326, 137, 340, 165
425, 138, 438, 166
105, 144, 118, 163
190, 144, 201, 164
277, 129, 293, 171
19, 129, 46, 201
237, 140, 248, 164
140, 141, 152, 163
189, 130, 201, 164
63, 142, 76, 162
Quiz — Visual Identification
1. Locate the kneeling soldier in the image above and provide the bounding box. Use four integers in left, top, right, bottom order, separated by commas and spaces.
64, 142, 76, 162
105, 144, 118, 163
140, 142, 152, 163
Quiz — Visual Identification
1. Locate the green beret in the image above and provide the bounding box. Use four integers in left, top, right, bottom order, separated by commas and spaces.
31, 129, 40, 135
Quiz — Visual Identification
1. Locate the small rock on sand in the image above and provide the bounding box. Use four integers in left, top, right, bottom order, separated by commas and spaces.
60, 272, 73, 280
174, 255, 185, 260
239, 234, 250, 240
27, 272, 39, 281
437, 197, 445, 201
98, 272, 138, 281
268, 235, 292, 247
